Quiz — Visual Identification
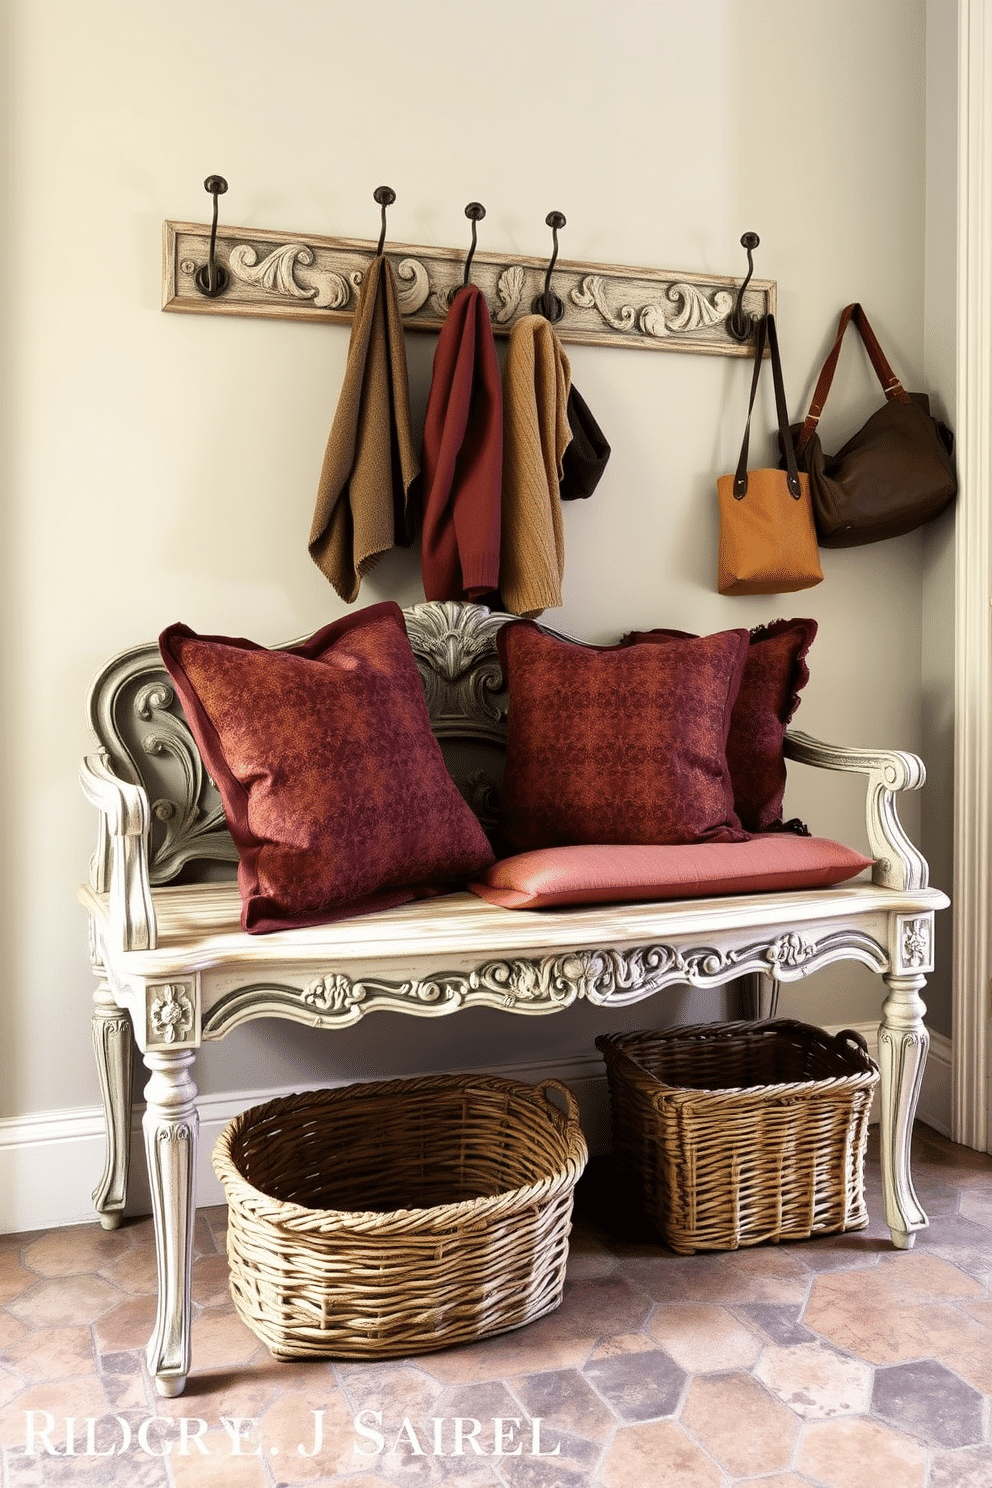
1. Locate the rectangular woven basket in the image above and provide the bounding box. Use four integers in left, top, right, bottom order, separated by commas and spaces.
596, 1019, 878, 1255
211, 1073, 588, 1360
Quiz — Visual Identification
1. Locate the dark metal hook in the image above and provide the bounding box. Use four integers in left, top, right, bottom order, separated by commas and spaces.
532, 210, 566, 322
462, 202, 486, 286
726, 231, 760, 342
373, 185, 396, 256
193, 175, 230, 299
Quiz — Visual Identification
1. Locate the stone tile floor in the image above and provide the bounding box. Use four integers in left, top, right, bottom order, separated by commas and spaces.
0, 1122, 989, 1487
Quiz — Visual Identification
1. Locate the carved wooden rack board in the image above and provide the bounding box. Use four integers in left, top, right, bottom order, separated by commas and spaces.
163, 220, 775, 357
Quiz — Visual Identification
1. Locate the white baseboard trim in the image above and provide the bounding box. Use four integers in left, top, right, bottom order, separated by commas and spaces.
0, 1052, 609, 1235
0, 1026, 956, 1235
918, 1027, 953, 1137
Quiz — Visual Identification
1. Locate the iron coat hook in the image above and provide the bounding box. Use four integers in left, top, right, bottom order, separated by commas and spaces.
193, 175, 230, 299
462, 202, 486, 286
532, 211, 566, 323
726, 231, 760, 342
373, 185, 396, 256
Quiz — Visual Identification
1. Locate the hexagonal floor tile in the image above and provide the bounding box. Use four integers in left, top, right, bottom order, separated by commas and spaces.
872, 1359, 985, 1447
582, 1347, 685, 1422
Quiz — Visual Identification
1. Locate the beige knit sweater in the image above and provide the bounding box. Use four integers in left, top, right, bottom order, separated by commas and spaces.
500, 314, 572, 617
309, 256, 419, 603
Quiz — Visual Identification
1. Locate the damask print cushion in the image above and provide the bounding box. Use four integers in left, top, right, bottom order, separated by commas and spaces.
622, 618, 818, 833
470, 838, 872, 909
496, 620, 752, 851
159, 602, 494, 933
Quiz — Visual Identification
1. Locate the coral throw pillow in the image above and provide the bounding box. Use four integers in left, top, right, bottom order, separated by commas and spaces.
623, 619, 818, 833
159, 602, 494, 933
496, 621, 751, 851
470, 837, 872, 909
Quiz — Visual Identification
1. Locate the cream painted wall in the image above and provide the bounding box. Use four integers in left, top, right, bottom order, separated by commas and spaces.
1, 0, 939, 1122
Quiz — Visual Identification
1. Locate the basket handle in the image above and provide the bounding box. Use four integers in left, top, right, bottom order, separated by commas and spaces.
835, 1028, 869, 1055
537, 1079, 581, 1127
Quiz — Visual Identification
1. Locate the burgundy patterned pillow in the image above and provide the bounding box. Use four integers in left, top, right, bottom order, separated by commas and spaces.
159, 603, 494, 933
623, 619, 817, 833
496, 621, 751, 851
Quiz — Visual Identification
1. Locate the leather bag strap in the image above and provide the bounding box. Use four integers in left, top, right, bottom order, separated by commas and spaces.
796, 302, 911, 454
734, 313, 802, 500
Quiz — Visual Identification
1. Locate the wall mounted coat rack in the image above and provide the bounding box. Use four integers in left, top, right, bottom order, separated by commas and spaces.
162, 183, 775, 357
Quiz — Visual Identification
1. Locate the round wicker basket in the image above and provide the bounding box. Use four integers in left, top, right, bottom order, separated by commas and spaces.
212, 1074, 588, 1360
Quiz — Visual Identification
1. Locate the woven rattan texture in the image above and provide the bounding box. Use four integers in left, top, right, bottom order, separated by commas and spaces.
212, 1074, 588, 1360
596, 1019, 879, 1257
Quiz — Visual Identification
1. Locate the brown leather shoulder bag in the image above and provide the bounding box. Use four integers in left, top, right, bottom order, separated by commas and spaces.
790, 303, 956, 547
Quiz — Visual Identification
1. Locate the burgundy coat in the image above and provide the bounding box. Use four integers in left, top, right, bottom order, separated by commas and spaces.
419, 284, 503, 601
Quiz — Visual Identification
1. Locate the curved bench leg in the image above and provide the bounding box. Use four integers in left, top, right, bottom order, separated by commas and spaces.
738, 972, 779, 1020
878, 969, 930, 1249
91, 971, 134, 1230
142, 1048, 198, 1397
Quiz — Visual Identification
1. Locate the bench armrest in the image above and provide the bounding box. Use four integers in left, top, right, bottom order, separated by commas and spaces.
784, 729, 927, 892
80, 751, 157, 951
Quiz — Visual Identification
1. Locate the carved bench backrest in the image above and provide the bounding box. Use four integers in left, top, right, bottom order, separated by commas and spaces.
86, 601, 512, 887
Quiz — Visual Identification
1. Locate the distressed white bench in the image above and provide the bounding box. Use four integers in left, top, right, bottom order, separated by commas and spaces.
78, 599, 948, 1397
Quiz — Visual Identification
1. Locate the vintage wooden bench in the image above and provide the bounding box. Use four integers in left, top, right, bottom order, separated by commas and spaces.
78, 599, 948, 1397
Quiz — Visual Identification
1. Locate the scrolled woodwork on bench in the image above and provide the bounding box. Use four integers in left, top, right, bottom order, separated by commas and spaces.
78, 599, 948, 1397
